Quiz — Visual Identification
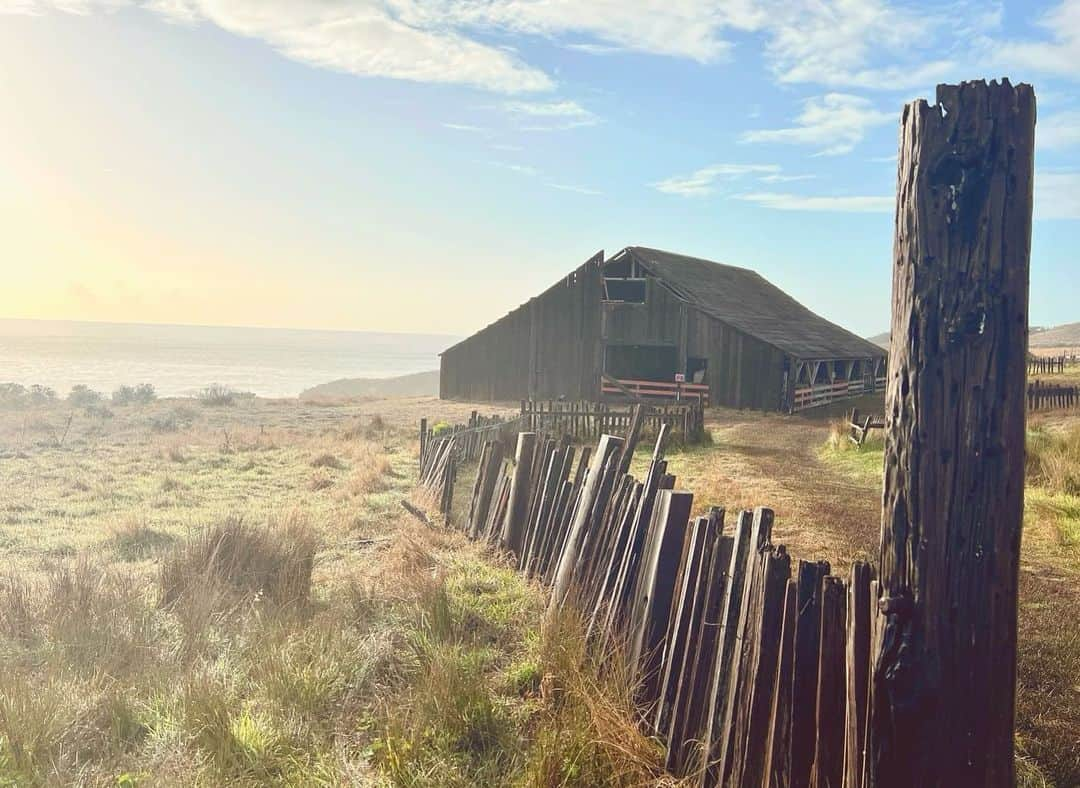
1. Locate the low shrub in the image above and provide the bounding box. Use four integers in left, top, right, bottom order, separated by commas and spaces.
0, 383, 56, 410
113, 383, 157, 406
196, 384, 236, 408
67, 384, 103, 408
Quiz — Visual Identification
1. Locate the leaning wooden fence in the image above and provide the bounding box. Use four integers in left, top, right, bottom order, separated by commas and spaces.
441, 421, 876, 786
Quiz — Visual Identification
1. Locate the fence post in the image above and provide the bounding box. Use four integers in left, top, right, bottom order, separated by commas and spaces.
867, 79, 1034, 787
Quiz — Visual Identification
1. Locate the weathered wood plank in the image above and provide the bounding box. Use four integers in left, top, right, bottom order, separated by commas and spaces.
628, 488, 694, 713
843, 562, 872, 788
549, 434, 624, 609
501, 432, 537, 556
763, 578, 798, 788
811, 576, 847, 788
791, 560, 831, 787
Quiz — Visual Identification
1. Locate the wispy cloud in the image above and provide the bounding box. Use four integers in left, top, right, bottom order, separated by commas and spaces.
759, 173, 816, 183
1038, 110, 1080, 150
1036, 170, 1080, 219
442, 122, 487, 133
741, 93, 893, 156
2, 0, 1031, 100
489, 161, 541, 177
735, 191, 894, 213
652, 163, 784, 197
990, 0, 1080, 79
503, 100, 600, 130
547, 182, 603, 195
488, 160, 601, 195
563, 42, 625, 56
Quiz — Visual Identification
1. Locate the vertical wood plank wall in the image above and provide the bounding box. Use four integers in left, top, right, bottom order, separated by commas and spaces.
441, 257, 790, 410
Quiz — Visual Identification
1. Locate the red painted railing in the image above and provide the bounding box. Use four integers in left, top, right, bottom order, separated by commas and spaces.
792, 376, 886, 411
601, 377, 710, 405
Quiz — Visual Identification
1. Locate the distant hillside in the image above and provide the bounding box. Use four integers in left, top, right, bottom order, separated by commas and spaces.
1030, 322, 1080, 349
869, 324, 1080, 351
867, 332, 890, 350
300, 370, 439, 400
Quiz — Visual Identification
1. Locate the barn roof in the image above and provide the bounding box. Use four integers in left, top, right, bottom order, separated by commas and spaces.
619, 246, 886, 360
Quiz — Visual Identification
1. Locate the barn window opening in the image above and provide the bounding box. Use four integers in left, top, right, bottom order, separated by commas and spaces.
603, 277, 647, 302
604, 344, 677, 382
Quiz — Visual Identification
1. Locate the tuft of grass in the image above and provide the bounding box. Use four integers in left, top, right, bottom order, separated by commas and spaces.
519, 608, 667, 787
159, 516, 317, 610
109, 517, 176, 561
1027, 425, 1080, 497
310, 452, 345, 470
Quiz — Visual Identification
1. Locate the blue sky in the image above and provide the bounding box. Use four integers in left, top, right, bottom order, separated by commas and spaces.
1, 0, 1077, 337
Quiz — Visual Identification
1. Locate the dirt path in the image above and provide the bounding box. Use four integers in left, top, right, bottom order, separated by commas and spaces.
662, 407, 881, 569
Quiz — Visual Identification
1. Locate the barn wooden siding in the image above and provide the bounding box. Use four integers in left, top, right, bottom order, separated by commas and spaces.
601, 278, 787, 410
439, 253, 605, 401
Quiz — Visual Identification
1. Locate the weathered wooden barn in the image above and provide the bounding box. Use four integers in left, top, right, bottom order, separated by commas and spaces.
439, 247, 886, 411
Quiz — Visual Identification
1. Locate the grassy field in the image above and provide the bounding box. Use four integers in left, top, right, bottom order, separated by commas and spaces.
2, 391, 1077, 785
0, 395, 664, 787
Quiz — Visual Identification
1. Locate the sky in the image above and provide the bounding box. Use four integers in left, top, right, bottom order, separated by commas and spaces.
1, 0, 1078, 338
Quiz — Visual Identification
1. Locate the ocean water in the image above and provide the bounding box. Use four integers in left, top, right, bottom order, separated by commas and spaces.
0, 319, 457, 398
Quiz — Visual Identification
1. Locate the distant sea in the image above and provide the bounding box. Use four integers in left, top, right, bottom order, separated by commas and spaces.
0, 319, 458, 398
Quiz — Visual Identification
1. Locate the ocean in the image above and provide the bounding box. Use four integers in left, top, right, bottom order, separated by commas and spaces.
0, 319, 457, 399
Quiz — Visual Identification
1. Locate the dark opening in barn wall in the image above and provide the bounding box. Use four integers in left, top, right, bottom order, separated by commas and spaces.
603, 278, 647, 303
687, 356, 708, 383
604, 344, 678, 382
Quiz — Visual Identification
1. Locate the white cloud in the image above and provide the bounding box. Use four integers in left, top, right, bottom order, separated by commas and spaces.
395, 0, 757, 63
8, 0, 554, 93
1038, 111, 1080, 150
2, 0, 1057, 103
759, 173, 816, 183
1, 0, 125, 12
547, 182, 602, 195
490, 161, 540, 177
488, 159, 601, 194
992, 0, 1080, 78
736, 191, 894, 213
652, 163, 783, 197
742, 93, 893, 156
503, 99, 599, 130
763, 0, 954, 89
442, 122, 487, 133
1036, 171, 1080, 219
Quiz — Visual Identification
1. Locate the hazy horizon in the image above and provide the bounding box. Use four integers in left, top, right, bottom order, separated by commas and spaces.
0, 319, 454, 398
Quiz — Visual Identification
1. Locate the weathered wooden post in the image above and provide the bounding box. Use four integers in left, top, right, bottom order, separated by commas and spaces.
501, 432, 538, 557
866, 79, 1035, 787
